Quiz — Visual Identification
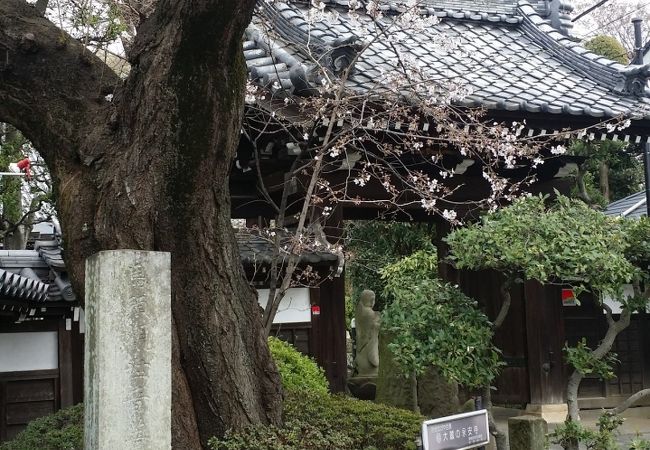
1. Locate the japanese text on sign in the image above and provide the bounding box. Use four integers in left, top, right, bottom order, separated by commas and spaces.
422, 409, 489, 450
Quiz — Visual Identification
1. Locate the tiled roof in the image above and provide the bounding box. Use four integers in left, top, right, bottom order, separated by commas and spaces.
313, 0, 521, 19
237, 231, 339, 267
0, 240, 75, 304
0, 229, 337, 317
245, 0, 650, 120
605, 191, 647, 219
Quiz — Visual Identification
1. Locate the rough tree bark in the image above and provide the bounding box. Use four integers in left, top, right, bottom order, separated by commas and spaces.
481, 276, 514, 450
599, 161, 610, 204
0, 1, 282, 448
575, 164, 593, 205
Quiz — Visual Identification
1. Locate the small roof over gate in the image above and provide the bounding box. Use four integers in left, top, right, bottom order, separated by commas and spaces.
605, 191, 648, 219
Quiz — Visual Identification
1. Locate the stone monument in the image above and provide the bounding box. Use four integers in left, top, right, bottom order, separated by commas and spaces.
85, 251, 171, 450
348, 289, 380, 399
375, 330, 459, 417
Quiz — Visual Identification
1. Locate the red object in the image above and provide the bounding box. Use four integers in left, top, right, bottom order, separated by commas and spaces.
311, 305, 321, 316
16, 158, 31, 180
561, 288, 575, 305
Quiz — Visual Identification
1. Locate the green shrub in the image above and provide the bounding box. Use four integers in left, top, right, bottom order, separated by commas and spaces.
0, 403, 83, 450
2, 378, 421, 450
584, 35, 628, 65
381, 250, 503, 388
209, 389, 423, 450
268, 336, 329, 394
2, 341, 419, 450
547, 414, 624, 450
630, 436, 650, 450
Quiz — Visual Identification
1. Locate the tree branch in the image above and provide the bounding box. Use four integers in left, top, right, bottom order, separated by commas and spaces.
575, 165, 593, 204
0, 0, 119, 161
609, 388, 650, 415
493, 276, 514, 329
34, 0, 48, 16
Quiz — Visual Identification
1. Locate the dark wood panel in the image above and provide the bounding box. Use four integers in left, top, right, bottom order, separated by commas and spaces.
565, 297, 650, 408
315, 275, 347, 393
453, 269, 531, 405
5, 425, 24, 441
58, 319, 73, 408
273, 325, 311, 355
71, 318, 84, 405
525, 281, 566, 405
6, 400, 54, 425
493, 367, 530, 405
0, 380, 5, 441
579, 377, 606, 398
0, 320, 58, 333
5, 379, 55, 403
0, 370, 60, 442
0, 369, 59, 381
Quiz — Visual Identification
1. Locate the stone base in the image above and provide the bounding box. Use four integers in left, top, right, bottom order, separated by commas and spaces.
525, 403, 568, 423
508, 415, 548, 450
375, 331, 459, 417
347, 376, 377, 400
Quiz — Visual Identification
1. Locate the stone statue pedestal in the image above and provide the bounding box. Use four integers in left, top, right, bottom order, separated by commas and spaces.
348, 290, 380, 400
347, 376, 377, 400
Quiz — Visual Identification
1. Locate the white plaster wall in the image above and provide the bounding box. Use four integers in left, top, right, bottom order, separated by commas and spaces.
257, 288, 311, 324
0, 331, 58, 372
602, 284, 637, 315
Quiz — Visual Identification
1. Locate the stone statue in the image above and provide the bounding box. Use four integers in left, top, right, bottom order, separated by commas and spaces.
354, 289, 380, 377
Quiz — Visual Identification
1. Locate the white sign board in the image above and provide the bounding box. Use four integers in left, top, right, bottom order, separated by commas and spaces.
422, 409, 490, 450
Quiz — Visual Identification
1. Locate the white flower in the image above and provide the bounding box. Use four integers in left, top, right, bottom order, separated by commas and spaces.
421, 198, 436, 211
550, 145, 566, 155
353, 172, 371, 186
442, 209, 457, 221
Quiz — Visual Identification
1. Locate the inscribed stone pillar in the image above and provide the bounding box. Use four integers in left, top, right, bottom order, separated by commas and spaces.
84, 251, 171, 450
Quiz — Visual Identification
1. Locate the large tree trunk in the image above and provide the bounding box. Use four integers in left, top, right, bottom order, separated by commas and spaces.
0, 1, 283, 448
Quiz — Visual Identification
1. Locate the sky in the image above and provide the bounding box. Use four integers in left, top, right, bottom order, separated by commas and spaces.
572, 0, 650, 40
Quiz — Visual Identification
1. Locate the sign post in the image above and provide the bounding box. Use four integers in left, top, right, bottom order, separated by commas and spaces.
422, 410, 490, 450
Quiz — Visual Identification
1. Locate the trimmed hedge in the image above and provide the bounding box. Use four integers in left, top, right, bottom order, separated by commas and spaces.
209, 389, 423, 450
0, 390, 421, 450
2, 338, 421, 450
268, 336, 329, 394
0, 403, 83, 450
